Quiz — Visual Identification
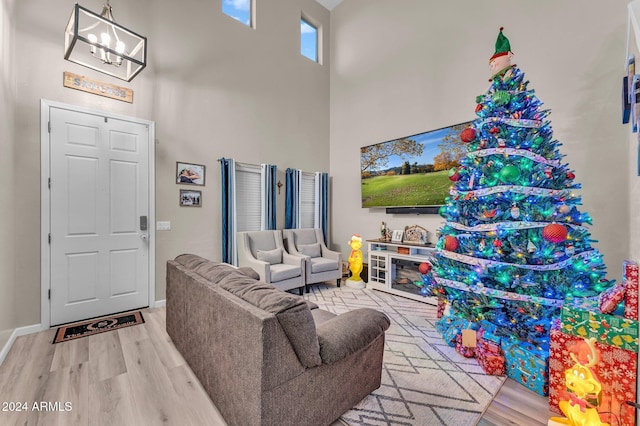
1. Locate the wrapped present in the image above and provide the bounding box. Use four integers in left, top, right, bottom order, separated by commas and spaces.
503, 340, 549, 396
598, 284, 625, 314
477, 338, 501, 355
560, 306, 639, 352
476, 343, 505, 375
455, 334, 475, 358
437, 297, 446, 319
549, 323, 637, 426
624, 260, 639, 320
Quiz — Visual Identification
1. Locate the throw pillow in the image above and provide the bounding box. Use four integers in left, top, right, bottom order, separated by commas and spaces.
257, 248, 282, 264
298, 243, 321, 258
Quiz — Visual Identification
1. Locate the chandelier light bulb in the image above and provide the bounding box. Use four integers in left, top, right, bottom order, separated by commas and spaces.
115, 40, 125, 54
100, 32, 110, 46
87, 33, 97, 54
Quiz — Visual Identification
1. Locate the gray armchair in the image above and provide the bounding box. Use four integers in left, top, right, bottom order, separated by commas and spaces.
284, 228, 342, 293
237, 230, 305, 295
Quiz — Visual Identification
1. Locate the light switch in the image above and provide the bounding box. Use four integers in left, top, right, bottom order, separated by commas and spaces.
157, 221, 171, 231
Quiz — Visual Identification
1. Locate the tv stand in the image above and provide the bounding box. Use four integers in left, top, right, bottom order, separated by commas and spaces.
366, 239, 436, 305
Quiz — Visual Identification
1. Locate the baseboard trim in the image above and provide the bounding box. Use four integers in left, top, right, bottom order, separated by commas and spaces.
154, 299, 166, 308
0, 323, 45, 366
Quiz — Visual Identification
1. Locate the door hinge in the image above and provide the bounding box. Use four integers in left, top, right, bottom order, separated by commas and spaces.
48, 233, 51, 244
104, 117, 108, 123
48, 177, 51, 189
48, 121, 51, 133
48, 289, 51, 300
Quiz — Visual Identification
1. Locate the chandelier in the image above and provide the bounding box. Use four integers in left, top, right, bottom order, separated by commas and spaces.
64, 1, 146, 82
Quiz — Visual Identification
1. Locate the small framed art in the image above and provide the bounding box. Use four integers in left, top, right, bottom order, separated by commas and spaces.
180, 190, 202, 207
176, 162, 205, 186
391, 230, 404, 243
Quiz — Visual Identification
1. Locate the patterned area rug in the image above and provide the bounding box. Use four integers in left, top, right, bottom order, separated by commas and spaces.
305, 285, 506, 426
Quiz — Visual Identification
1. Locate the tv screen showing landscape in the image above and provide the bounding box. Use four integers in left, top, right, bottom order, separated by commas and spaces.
360, 120, 473, 208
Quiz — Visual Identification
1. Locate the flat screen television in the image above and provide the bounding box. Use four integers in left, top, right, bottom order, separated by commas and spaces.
360, 120, 473, 210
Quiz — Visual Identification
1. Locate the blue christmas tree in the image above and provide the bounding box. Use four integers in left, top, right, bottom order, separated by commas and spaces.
421, 28, 611, 348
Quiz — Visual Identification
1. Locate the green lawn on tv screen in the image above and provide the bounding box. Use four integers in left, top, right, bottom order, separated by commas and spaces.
361, 170, 451, 207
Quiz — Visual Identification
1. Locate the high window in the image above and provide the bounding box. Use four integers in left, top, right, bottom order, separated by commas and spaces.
222, 0, 254, 28
300, 17, 318, 63
236, 164, 261, 232
300, 172, 316, 228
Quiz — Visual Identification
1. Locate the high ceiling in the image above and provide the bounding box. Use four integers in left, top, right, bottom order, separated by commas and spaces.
316, 0, 343, 11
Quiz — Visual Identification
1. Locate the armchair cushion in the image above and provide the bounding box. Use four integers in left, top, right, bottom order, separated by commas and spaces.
310, 257, 340, 273
270, 263, 302, 282
257, 248, 283, 265
298, 243, 321, 258
316, 308, 391, 364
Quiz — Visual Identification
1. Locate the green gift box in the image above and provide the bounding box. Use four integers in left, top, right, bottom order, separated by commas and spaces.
560, 306, 639, 352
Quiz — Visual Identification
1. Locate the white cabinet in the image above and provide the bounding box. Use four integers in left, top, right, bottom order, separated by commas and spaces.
366, 239, 436, 304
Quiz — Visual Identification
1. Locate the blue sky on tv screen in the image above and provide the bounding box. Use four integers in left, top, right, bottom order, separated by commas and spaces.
370, 127, 456, 171
222, 0, 250, 25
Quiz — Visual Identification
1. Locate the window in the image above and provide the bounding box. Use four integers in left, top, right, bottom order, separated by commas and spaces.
222, 0, 254, 28
300, 172, 316, 228
236, 164, 261, 232
300, 17, 318, 63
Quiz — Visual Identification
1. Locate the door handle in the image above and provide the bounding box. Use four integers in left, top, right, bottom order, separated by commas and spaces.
140, 233, 148, 242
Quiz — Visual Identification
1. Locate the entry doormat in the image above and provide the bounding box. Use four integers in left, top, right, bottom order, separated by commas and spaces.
52, 311, 145, 344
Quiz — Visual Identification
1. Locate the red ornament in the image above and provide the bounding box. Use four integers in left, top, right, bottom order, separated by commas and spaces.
492, 239, 502, 248
475, 104, 483, 113
444, 236, 459, 251
489, 127, 499, 134
542, 223, 568, 243
448, 167, 461, 181
566, 171, 575, 180
460, 128, 476, 143
418, 262, 432, 274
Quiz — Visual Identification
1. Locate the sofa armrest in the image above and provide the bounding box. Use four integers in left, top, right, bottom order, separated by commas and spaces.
316, 308, 390, 364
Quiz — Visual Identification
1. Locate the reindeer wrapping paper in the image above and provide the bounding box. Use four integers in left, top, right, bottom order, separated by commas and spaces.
549, 321, 637, 426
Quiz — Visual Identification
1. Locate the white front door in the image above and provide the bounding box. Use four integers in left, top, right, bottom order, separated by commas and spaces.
48, 106, 150, 326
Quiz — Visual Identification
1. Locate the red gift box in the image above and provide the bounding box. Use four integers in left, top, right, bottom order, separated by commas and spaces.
437, 297, 446, 319
549, 323, 637, 426
455, 334, 475, 358
478, 338, 501, 355
624, 260, 639, 320
476, 343, 505, 375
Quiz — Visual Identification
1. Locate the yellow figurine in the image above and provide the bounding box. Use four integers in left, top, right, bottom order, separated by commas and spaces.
346, 234, 365, 288
548, 338, 610, 426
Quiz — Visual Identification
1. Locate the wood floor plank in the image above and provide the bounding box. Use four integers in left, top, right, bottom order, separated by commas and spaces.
166, 364, 227, 425
88, 328, 127, 384
50, 336, 89, 372
143, 309, 185, 370
119, 335, 185, 424
88, 373, 141, 426
36, 363, 89, 426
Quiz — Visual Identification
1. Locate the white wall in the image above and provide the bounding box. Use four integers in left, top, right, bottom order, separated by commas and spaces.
11, 0, 330, 326
0, 0, 16, 347
330, 0, 629, 284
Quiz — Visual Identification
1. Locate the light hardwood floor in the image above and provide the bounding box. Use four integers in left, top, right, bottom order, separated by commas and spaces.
0, 307, 553, 426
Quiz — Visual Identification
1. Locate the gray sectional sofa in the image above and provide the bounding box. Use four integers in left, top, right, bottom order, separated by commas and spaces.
166, 254, 391, 426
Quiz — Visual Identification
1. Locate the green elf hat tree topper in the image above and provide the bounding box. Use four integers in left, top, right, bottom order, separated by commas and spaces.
489, 27, 514, 80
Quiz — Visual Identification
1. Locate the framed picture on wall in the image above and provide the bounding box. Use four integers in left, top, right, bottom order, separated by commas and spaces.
176, 162, 205, 186
180, 189, 202, 207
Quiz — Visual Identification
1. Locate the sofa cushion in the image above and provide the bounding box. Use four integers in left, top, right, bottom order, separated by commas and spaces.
310, 257, 339, 273
298, 243, 321, 258
270, 263, 301, 282
219, 276, 322, 368
257, 248, 283, 265
174, 253, 212, 270
237, 267, 260, 280
316, 308, 391, 364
